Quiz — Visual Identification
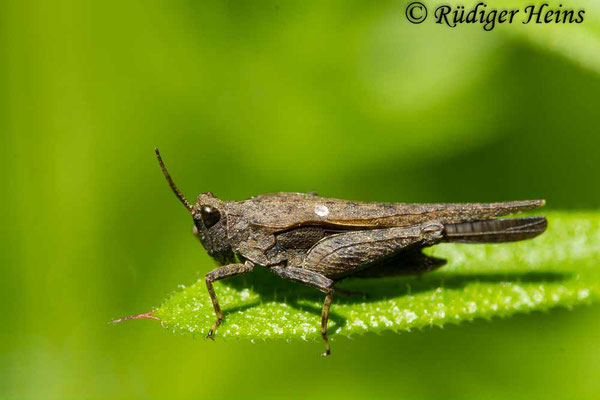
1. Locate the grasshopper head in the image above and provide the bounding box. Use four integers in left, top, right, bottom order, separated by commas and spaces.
155, 148, 234, 265
192, 192, 233, 264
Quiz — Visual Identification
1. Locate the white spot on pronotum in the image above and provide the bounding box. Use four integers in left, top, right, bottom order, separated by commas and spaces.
314, 205, 329, 217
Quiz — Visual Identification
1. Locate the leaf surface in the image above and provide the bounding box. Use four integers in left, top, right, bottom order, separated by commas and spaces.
151, 213, 599, 340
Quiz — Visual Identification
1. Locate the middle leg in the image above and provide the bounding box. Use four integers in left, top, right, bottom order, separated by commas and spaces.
270, 266, 334, 356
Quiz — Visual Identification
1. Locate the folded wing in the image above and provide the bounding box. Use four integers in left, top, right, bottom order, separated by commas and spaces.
231, 193, 546, 231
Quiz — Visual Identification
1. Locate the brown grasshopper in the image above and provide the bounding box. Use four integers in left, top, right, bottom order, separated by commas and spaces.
155, 148, 547, 356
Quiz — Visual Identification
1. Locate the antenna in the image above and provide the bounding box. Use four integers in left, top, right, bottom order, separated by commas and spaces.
154, 147, 193, 213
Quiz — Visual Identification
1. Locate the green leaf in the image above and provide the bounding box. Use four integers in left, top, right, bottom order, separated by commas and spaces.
149, 212, 599, 340
491, 0, 600, 73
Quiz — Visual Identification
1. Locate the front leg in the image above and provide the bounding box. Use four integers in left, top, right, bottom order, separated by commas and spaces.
205, 261, 254, 339
271, 266, 334, 356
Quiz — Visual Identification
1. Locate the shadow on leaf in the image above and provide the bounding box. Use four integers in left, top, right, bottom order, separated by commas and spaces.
219, 266, 571, 331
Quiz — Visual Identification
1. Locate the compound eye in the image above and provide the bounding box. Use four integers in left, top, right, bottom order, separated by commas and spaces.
200, 205, 221, 228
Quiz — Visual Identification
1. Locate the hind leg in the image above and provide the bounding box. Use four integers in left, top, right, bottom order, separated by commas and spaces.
302, 223, 444, 279
296, 223, 444, 355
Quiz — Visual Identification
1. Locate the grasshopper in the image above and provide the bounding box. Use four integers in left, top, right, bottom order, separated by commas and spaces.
155, 148, 547, 356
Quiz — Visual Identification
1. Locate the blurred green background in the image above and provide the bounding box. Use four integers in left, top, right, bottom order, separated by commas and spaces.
2, 0, 600, 398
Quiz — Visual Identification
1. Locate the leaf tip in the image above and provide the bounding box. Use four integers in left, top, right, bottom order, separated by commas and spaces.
110, 311, 160, 324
